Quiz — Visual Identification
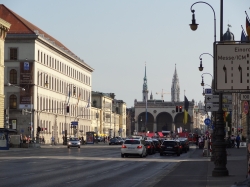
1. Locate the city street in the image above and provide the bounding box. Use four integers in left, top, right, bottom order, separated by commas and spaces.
0, 144, 246, 187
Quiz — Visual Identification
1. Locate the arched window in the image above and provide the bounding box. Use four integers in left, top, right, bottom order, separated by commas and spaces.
9, 94, 17, 109
9, 69, 17, 84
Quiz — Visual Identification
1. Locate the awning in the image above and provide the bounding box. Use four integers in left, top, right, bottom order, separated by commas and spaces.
146, 133, 155, 137
158, 132, 164, 137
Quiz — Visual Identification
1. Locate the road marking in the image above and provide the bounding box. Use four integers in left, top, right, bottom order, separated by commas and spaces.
66, 180, 77, 184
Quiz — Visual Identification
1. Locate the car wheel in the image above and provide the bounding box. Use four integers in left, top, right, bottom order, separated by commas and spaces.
109, 143, 111, 145
125, 154, 128, 157
160, 153, 163, 156
78, 146, 80, 148
67, 146, 70, 148
140, 154, 143, 158
121, 154, 124, 158
177, 152, 180, 156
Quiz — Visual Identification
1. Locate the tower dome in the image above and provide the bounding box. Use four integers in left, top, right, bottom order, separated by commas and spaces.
223, 26, 234, 41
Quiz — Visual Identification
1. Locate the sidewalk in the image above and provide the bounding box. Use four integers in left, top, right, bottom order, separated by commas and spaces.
40, 142, 112, 148
153, 145, 248, 187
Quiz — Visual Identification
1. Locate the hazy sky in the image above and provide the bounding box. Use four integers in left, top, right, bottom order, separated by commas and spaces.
2, 0, 249, 107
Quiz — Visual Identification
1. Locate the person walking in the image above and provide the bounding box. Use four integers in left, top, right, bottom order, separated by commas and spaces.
236, 134, 241, 149
51, 136, 55, 145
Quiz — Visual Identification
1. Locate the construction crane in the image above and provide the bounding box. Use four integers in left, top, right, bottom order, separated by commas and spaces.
156, 89, 171, 102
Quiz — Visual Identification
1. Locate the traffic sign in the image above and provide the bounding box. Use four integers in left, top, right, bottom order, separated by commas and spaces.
241, 94, 250, 100
243, 101, 249, 114
205, 94, 232, 103
204, 118, 211, 126
216, 43, 250, 91
205, 103, 232, 112
205, 89, 212, 95
71, 121, 78, 126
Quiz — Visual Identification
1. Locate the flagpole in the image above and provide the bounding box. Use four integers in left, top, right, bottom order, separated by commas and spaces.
241, 25, 247, 36
245, 11, 250, 21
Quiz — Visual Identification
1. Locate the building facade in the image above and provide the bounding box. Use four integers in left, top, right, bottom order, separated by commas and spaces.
91, 91, 127, 138
1, 5, 93, 143
0, 18, 10, 128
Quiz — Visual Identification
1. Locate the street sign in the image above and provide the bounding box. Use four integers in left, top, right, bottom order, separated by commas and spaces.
71, 121, 78, 126
204, 118, 211, 126
205, 94, 232, 103
205, 88, 212, 94
243, 101, 249, 114
205, 103, 232, 112
241, 94, 250, 100
216, 43, 250, 91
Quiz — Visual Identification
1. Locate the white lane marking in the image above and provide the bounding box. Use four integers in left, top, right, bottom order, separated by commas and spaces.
66, 180, 77, 184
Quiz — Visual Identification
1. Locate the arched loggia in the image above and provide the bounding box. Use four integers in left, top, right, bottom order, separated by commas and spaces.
137, 112, 154, 132
156, 112, 173, 131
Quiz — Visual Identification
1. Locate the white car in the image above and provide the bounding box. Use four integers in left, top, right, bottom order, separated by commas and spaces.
121, 139, 147, 158
67, 137, 81, 148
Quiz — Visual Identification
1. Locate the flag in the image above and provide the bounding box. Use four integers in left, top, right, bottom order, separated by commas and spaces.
67, 90, 71, 105
183, 96, 189, 124
86, 96, 90, 108
246, 17, 250, 37
76, 93, 81, 106
241, 30, 247, 42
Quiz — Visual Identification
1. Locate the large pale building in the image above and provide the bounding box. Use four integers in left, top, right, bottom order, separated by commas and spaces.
0, 18, 10, 128
1, 4, 93, 143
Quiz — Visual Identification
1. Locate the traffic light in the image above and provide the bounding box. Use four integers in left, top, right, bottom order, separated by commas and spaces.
66, 106, 69, 113
179, 106, 182, 112
176, 106, 178, 112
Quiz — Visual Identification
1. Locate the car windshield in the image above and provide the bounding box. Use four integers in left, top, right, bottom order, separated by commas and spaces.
125, 140, 140, 144
70, 138, 79, 141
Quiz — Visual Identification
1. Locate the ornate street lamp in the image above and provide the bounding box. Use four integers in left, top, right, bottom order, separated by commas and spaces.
189, 1, 228, 177
201, 76, 204, 86
198, 53, 214, 71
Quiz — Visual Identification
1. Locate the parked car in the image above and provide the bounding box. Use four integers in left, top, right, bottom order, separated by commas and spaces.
67, 137, 81, 148
121, 139, 147, 158
109, 138, 120, 145
160, 140, 180, 156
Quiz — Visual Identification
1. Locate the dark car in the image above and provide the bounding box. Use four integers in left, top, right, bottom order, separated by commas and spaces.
109, 138, 120, 145
152, 139, 161, 152
145, 140, 156, 154
160, 140, 180, 156
115, 137, 124, 145
144, 141, 154, 155
179, 138, 190, 153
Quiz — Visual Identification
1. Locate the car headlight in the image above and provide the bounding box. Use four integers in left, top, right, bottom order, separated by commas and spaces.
78, 142, 80, 144
68, 142, 71, 145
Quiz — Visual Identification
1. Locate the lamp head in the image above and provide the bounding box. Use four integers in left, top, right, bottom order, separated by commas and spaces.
7, 83, 11, 86
189, 10, 199, 31
199, 58, 203, 71
21, 88, 25, 91
201, 76, 204, 86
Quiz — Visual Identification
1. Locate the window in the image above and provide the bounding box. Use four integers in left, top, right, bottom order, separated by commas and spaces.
9, 95, 17, 109
9, 69, 17, 84
10, 48, 17, 60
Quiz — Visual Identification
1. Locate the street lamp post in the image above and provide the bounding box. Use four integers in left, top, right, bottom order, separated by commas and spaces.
36, 72, 48, 143
63, 84, 76, 145
198, 53, 214, 71
190, 1, 228, 176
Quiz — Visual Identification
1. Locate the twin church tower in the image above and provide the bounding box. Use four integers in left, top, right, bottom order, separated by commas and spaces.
142, 64, 180, 102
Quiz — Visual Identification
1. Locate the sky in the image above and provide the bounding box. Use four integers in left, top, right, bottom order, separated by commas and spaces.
1, 0, 249, 107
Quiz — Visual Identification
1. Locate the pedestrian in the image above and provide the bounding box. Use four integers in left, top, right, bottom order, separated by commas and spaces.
51, 136, 55, 145
103, 136, 106, 143
236, 134, 241, 149
42, 136, 45, 144
231, 135, 235, 148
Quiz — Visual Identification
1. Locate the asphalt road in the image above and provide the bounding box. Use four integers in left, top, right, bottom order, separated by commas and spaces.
0, 144, 196, 187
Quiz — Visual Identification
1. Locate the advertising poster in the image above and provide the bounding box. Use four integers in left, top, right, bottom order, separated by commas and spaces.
86, 132, 94, 144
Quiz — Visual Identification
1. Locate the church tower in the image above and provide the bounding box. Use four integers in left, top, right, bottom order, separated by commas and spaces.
171, 64, 180, 102
142, 64, 148, 102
